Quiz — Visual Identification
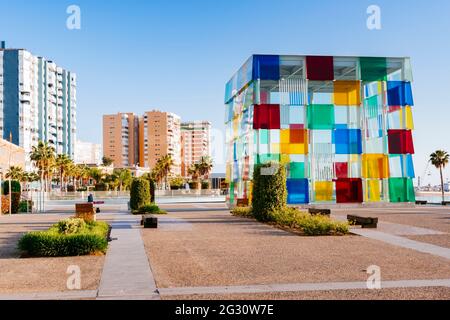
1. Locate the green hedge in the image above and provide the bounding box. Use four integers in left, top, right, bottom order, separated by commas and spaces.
133, 203, 167, 215
251, 162, 287, 221
3, 180, 21, 195
18, 220, 110, 257
130, 178, 150, 210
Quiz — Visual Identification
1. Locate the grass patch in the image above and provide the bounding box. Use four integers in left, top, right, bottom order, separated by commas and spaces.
18, 218, 110, 257
132, 203, 167, 215
231, 206, 349, 236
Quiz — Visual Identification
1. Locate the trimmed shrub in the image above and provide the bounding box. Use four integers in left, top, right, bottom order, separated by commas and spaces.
135, 203, 167, 215
251, 162, 287, 221
201, 180, 210, 189
130, 178, 150, 211
189, 181, 199, 190
10, 193, 21, 214
19, 200, 33, 213
67, 185, 75, 192
18, 220, 110, 257
231, 207, 253, 218
3, 180, 21, 195
57, 218, 86, 234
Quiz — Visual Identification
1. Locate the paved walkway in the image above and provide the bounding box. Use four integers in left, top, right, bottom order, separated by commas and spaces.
97, 211, 159, 300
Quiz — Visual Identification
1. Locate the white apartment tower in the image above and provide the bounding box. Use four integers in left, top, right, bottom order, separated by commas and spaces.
0, 41, 76, 169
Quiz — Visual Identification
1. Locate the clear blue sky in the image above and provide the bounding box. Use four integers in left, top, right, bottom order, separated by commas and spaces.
1, 0, 449, 183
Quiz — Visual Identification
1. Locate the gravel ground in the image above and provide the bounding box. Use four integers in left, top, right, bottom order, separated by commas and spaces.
333, 207, 450, 233
0, 211, 106, 294
405, 234, 450, 248
163, 287, 450, 300
143, 204, 450, 289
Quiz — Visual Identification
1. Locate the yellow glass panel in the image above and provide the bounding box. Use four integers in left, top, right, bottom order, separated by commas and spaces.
280, 129, 290, 144
248, 181, 253, 205
334, 81, 361, 106
288, 143, 308, 155
362, 154, 389, 178
403, 106, 414, 130
226, 164, 231, 181
314, 181, 333, 201
281, 143, 290, 154
365, 180, 381, 202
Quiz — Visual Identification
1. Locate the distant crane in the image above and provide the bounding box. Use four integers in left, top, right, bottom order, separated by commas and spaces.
417, 160, 432, 188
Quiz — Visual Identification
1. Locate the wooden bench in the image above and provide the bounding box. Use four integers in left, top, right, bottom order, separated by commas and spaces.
415, 200, 428, 205
75, 203, 96, 222
141, 214, 158, 228
236, 198, 249, 207
308, 208, 331, 217
347, 215, 378, 229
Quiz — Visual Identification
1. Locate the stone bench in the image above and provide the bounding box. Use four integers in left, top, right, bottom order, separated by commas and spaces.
141, 214, 158, 228
347, 215, 378, 229
308, 208, 331, 217
75, 203, 96, 222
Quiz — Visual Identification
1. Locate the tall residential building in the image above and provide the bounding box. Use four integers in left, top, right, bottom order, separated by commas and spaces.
102, 113, 139, 168
139, 110, 181, 176
181, 121, 211, 177
225, 54, 416, 205
74, 140, 102, 165
0, 41, 76, 169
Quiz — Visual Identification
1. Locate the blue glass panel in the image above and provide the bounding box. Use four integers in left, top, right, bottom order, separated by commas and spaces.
334, 129, 362, 154
387, 81, 414, 106
287, 178, 309, 204
253, 55, 280, 81
401, 154, 415, 178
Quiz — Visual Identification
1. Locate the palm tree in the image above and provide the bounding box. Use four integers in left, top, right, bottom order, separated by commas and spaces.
55, 154, 73, 192
30, 141, 55, 192
188, 163, 201, 189
6, 166, 24, 181
159, 155, 174, 189
88, 167, 104, 185
114, 168, 132, 191
430, 150, 449, 203
198, 156, 213, 180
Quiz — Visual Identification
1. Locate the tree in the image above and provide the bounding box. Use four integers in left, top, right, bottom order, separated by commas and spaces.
430, 150, 449, 203
188, 163, 201, 189
88, 167, 104, 185
114, 168, 133, 191
151, 155, 174, 189
6, 166, 24, 181
30, 141, 55, 192
102, 156, 114, 167
55, 154, 73, 191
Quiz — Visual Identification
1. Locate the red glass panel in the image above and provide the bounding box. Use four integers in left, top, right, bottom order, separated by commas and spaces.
335, 162, 348, 178
388, 129, 414, 154
306, 56, 334, 81
290, 129, 306, 144
336, 178, 363, 203
253, 104, 280, 129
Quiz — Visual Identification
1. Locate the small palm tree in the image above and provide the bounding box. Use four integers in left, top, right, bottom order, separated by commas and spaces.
30, 141, 55, 192
430, 150, 449, 203
55, 154, 73, 192
6, 166, 24, 181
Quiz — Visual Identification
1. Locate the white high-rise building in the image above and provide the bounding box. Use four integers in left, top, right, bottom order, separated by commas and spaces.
0, 41, 76, 169
74, 140, 102, 165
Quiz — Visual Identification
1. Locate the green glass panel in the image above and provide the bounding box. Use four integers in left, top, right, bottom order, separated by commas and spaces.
259, 129, 269, 144
360, 57, 387, 81
229, 182, 235, 203
364, 95, 380, 119
389, 178, 415, 203
289, 162, 305, 179
307, 104, 335, 129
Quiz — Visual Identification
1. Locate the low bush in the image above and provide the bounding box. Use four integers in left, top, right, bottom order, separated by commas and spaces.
18, 219, 110, 257
231, 207, 253, 218
1, 195, 9, 214
133, 203, 167, 215
201, 180, 210, 190
76, 186, 87, 192
19, 200, 33, 213
233, 205, 349, 236
94, 182, 108, 191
